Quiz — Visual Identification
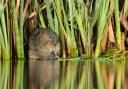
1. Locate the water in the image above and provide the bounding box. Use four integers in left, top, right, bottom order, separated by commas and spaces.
0, 59, 128, 89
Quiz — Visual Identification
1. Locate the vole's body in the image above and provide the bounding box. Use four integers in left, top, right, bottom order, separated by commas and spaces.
28, 28, 60, 59
28, 28, 60, 89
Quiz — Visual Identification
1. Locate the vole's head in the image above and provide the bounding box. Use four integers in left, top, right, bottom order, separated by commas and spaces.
39, 28, 60, 59
29, 28, 60, 60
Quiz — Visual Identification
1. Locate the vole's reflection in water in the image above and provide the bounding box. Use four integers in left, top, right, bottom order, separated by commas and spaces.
29, 59, 60, 89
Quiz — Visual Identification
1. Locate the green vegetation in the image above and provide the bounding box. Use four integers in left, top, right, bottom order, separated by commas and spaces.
0, 0, 128, 59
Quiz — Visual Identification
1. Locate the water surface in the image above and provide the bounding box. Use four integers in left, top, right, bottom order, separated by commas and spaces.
0, 59, 128, 89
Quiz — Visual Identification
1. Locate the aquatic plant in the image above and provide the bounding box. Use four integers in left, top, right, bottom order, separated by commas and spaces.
0, 0, 128, 59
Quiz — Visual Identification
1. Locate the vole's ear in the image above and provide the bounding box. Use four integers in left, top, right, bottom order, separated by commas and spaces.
30, 28, 43, 39
47, 27, 51, 31
34, 28, 41, 37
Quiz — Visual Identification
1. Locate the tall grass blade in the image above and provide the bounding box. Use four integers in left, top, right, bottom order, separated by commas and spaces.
0, 25, 5, 58
0, 2, 10, 59
0, 0, 8, 18
11, 0, 24, 58
68, 0, 78, 57
0, 42, 2, 60
53, 0, 71, 57
54, 0, 61, 37
75, 12, 86, 53
34, 0, 46, 28
92, 0, 101, 27
19, 0, 25, 58
54, 9, 59, 37
95, 0, 109, 57
114, 0, 122, 49
56, 0, 78, 57
45, 0, 54, 30
0, 58, 2, 89
39, 12, 46, 28
123, 0, 128, 17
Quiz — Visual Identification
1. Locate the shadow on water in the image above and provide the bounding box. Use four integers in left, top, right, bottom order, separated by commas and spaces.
0, 59, 128, 89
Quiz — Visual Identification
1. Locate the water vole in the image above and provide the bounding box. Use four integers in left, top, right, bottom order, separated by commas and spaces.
28, 28, 60, 59
28, 28, 60, 89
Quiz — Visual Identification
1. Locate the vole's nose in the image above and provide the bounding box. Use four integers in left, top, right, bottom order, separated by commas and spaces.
51, 50, 56, 57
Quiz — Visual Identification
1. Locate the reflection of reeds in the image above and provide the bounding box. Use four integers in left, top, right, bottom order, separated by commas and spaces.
14, 60, 24, 89
58, 61, 128, 89
1, 59, 128, 89
1, 61, 10, 89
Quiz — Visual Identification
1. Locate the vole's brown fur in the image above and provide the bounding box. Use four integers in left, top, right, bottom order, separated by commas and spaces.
28, 28, 60, 59
28, 28, 60, 89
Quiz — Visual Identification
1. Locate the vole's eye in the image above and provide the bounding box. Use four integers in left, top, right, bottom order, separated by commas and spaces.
49, 36, 52, 39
